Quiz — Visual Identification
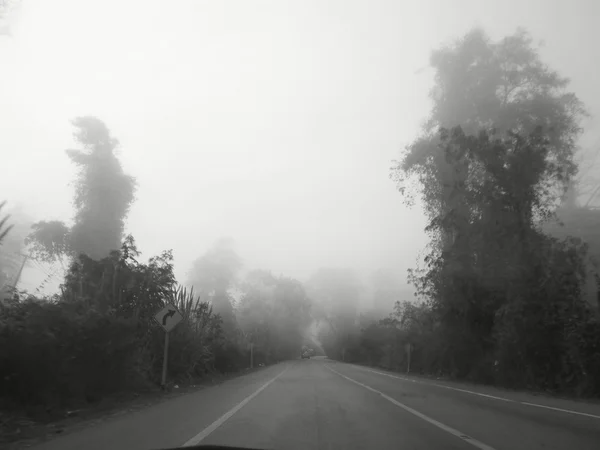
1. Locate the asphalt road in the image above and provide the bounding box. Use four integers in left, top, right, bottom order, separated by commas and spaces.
28, 357, 600, 450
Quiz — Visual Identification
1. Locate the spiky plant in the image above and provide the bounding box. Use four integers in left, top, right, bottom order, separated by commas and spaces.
0, 201, 13, 244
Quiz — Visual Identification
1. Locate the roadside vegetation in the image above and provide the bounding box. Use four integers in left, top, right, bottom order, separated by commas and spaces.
1, 25, 600, 438
0, 117, 315, 422
332, 29, 600, 398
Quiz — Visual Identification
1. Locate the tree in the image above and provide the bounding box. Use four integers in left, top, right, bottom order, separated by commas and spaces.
270, 276, 312, 358
412, 127, 568, 377
543, 206, 600, 310
393, 28, 585, 217
237, 269, 276, 360
307, 268, 362, 360
187, 237, 242, 333
26, 220, 71, 263
237, 270, 312, 362
26, 117, 136, 262
391, 28, 586, 342
67, 117, 136, 260
389, 28, 598, 391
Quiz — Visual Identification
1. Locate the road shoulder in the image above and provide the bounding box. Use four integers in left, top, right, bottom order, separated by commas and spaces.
2, 364, 278, 450
343, 362, 600, 418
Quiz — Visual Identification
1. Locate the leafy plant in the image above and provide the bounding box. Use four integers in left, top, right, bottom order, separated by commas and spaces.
27, 117, 136, 262
0, 201, 13, 244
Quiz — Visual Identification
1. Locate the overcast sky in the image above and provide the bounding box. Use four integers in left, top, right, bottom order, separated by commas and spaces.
1, 0, 599, 293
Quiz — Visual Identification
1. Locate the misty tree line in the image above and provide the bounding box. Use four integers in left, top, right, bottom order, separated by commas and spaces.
0, 116, 337, 414
2, 23, 600, 421
339, 28, 600, 397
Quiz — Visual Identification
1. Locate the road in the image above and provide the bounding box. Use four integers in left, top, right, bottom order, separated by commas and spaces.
28, 357, 600, 450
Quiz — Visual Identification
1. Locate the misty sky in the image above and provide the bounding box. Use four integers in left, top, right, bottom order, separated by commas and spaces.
1, 0, 599, 293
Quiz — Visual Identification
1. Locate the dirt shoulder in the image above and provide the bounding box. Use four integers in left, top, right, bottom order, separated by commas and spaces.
1, 365, 271, 449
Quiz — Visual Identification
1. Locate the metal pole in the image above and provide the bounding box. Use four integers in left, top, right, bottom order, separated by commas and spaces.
161, 331, 170, 389
407, 343, 411, 374
250, 342, 254, 369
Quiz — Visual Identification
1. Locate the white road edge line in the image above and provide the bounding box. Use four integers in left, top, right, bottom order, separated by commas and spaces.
358, 366, 600, 420
182, 365, 289, 447
326, 365, 496, 450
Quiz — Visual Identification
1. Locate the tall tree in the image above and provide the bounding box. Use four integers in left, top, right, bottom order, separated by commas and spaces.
391, 28, 590, 383
393, 28, 585, 219
237, 270, 312, 361
392, 28, 586, 308
187, 237, 242, 333
307, 268, 362, 359
27, 117, 136, 262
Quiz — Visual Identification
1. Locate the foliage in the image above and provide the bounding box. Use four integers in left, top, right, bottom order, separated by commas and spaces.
237, 270, 312, 363
60, 235, 176, 318
67, 117, 136, 260
0, 111, 249, 415
347, 301, 438, 371
543, 206, 600, 309
0, 237, 228, 411
393, 28, 585, 213
187, 238, 242, 334
392, 124, 599, 391
355, 27, 600, 397
0, 201, 12, 243
307, 268, 362, 360
26, 117, 136, 262
25, 220, 71, 263
162, 285, 224, 379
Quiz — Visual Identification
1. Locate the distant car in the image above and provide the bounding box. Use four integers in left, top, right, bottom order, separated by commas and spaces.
301, 352, 310, 359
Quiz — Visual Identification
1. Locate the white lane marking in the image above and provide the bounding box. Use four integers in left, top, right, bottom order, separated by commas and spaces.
357, 366, 600, 420
520, 402, 600, 419
326, 365, 496, 450
182, 365, 289, 447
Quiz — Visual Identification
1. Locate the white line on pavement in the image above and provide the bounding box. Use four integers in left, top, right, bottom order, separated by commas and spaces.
182, 365, 289, 447
357, 366, 600, 420
326, 365, 497, 450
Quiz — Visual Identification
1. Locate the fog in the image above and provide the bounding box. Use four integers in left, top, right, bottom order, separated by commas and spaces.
5, 1, 600, 435
1, 0, 599, 300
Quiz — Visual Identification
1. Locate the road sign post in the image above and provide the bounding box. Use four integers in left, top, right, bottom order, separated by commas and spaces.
405, 343, 412, 374
154, 304, 183, 389
161, 331, 170, 388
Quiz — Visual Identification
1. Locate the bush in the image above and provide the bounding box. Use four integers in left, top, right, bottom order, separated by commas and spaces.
345, 235, 600, 397
0, 237, 249, 415
0, 297, 140, 409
